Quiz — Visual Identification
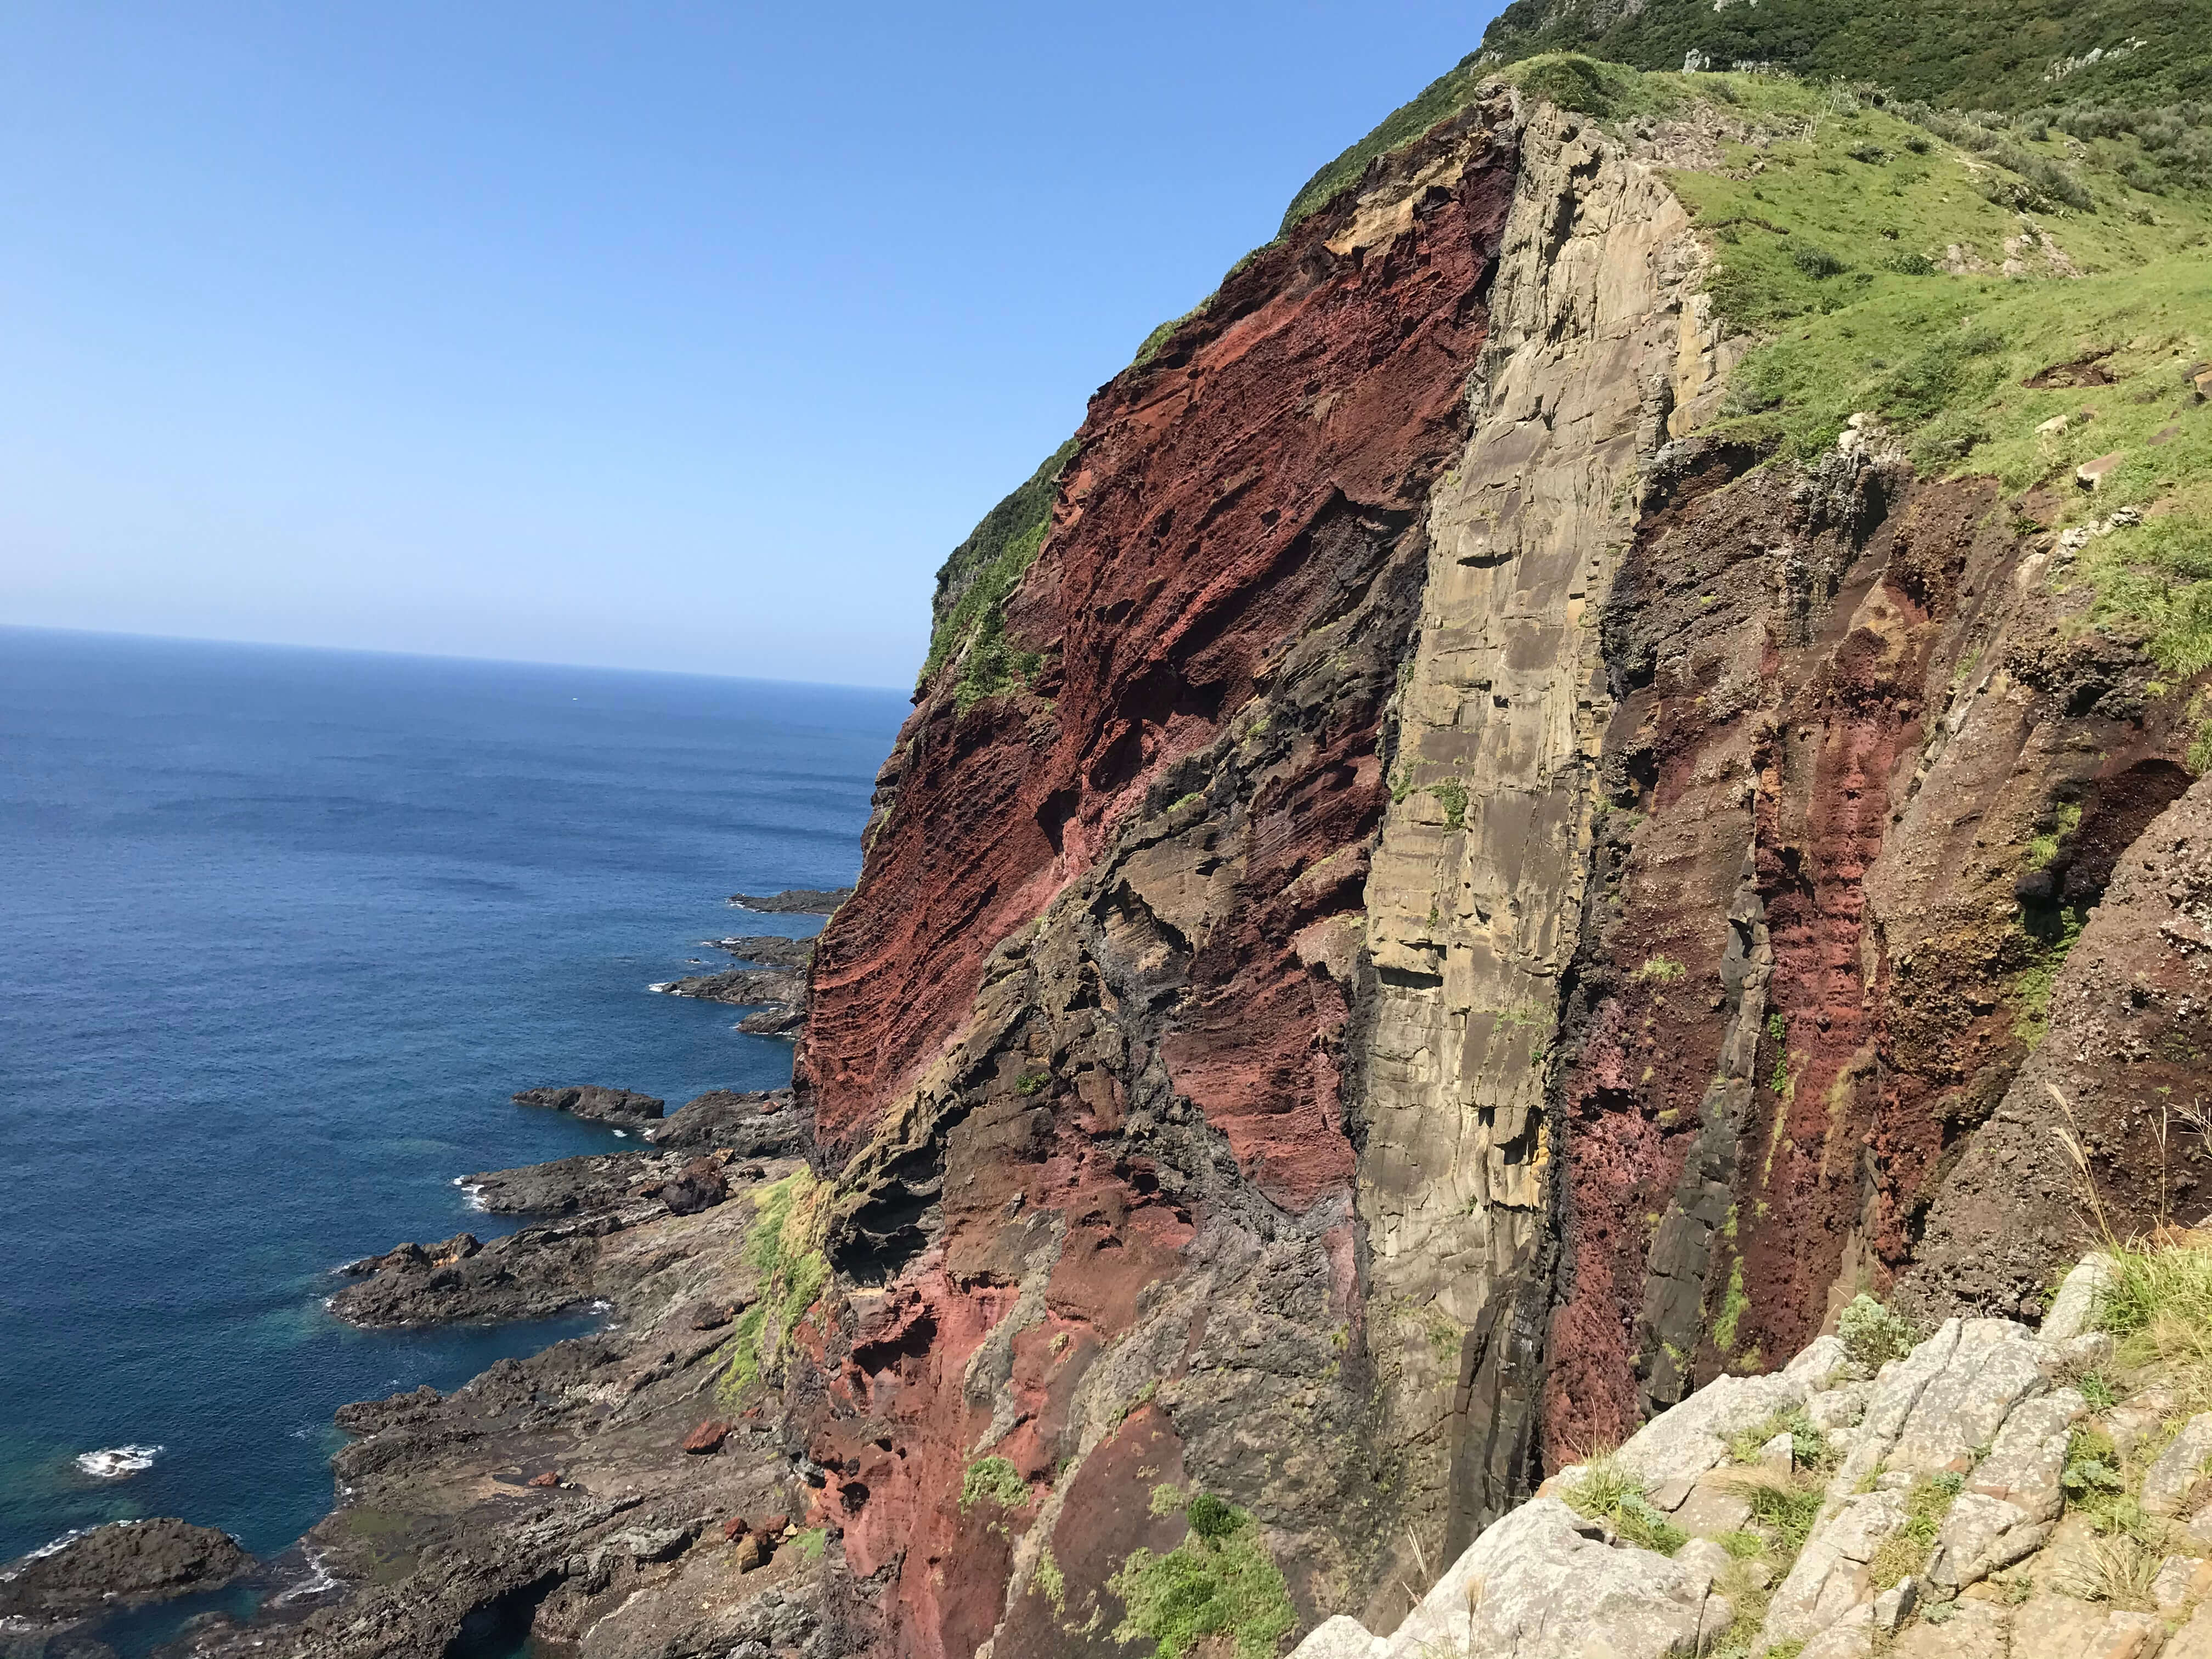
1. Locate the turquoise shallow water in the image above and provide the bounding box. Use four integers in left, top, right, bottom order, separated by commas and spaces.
0, 626, 904, 1567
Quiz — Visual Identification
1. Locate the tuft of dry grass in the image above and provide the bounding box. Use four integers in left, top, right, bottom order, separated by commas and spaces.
2050, 1533, 2161, 1607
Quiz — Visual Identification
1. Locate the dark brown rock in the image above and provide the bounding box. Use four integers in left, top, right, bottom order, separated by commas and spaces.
0, 1518, 249, 1620
510, 1084, 664, 1125
727, 888, 852, 913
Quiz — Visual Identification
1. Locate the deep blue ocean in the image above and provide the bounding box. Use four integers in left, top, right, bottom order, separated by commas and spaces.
0, 626, 905, 1568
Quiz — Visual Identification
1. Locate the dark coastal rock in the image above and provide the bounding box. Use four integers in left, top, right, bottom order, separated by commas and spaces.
650, 967, 804, 1008
736, 1006, 807, 1037
725, 887, 852, 913
0, 1517, 250, 1620
461, 1152, 688, 1217
184, 1158, 840, 1659
647, 1088, 806, 1157
510, 1085, 664, 1125
708, 934, 816, 969
656, 1156, 727, 1216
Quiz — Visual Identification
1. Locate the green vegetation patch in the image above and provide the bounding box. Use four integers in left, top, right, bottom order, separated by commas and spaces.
1106, 1493, 1296, 1659
961, 1455, 1032, 1513
1564, 1452, 1690, 1554
1837, 1293, 1918, 1366
716, 1172, 830, 1404
922, 437, 1079, 710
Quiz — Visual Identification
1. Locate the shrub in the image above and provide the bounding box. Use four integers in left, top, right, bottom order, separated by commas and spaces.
1790, 243, 1848, 278
961, 1455, 1031, 1513
1107, 1496, 1296, 1659
1837, 1294, 1917, 1366
1637, 956, 1688, 983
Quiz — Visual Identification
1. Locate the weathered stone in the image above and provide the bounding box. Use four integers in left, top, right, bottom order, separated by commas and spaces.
1872, 1576, 1917, 1634
1383, 1498, 1733, 1659
1674, 1536, 1736, 1591
1805, 1384, 1871, 1432
2143, 1413, 2212, 1516
1288, 1616, 1389, 1659
1613, 1344, 1846, 1489
1759, 1431, 1796, 1474
1764, 1490, 1908, 1645
1672, 1477, 1755, 1537
2153, 1554, 2212, 1613
2012, 1599, 2169, 1659
1797, 1604, 1875, 1659
1928, 1491, 2048, 1590
681, 1419, 732, 1454
1893, 1600, 2012, 1659
2059, 1333, 2118, 1369
2041, 1255, 2115, 1344
2076, 453, 2126, 490
1972, 1389, 2084, 1522
2168, 1599, 2212, 1659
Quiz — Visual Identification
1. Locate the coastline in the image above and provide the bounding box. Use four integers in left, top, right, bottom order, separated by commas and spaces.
2, 894, 845, 1659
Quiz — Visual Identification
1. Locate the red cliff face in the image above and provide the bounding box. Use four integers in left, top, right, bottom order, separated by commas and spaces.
799, 104, 1517, 1167
780, 93, 1523, 1659
757, 84, 2210, 1659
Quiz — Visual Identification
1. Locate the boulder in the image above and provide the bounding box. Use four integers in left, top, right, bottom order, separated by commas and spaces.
0, 1519, 251, 1619
2142, 1412, 2212, 1516
1611, 1336, 1849, 1488
2076, 453, 2126, 490
682, 1419, 732, 1454
1291, 1498, 1730, 1659
1927, 1491, 2049, 1590
2041, 1255, 2115, 1344
1971, 1388, 2083, 1522
1764, 1490, 1907, 1645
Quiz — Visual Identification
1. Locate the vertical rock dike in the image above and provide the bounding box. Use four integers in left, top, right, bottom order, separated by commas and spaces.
786, 94, 1751, 1657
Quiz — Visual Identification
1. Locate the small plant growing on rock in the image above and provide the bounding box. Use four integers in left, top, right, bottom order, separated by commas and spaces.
961, 1455, 1032, 1514
2051, 1533, 2160, 1607
1562, 1452, 1689, 1556
1837, 1293, 1917, 1367
1106, 1494, 1296, 1659
1744, 1481, 1825, 1551
1636, 955, 1686, 983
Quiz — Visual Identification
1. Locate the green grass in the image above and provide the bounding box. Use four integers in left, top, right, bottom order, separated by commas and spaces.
1106, 1495, 1297, 1659
961, 1455, 1032, 1513
1563, 1451, 1690, 1554
2013, 906, 2088, 1048
1431, 778, 1469, 831
1713, 1257, 1751, 1354
1746, 1480, 1827, 1551
2098, 1237, 2212, 1385
716, 1172, 830, 1404
1472, 0, 2212, 115
2028, 802, 2084, 871
921, 438, 1079, 707
1868, 1471, 1962, 1585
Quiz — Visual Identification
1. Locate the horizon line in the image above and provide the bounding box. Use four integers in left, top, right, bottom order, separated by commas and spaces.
0, 620, 919, 699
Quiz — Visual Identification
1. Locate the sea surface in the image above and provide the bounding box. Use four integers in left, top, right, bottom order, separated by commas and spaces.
0, 625, 906, 1570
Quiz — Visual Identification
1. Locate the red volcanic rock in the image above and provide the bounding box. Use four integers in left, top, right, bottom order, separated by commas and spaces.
721, 1514, 749, 1541
526, 1471, 560, 1488
799, 102, 1519, 1167
680, 1419, 731, 1454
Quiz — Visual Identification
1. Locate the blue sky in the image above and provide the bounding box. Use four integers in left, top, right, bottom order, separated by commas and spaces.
1, 3, 1498, 688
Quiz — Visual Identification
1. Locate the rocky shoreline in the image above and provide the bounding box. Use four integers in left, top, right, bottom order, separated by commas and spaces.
0, 890, 849, 1659
652, 928, 816, 1038
58, 1082, 844, 1659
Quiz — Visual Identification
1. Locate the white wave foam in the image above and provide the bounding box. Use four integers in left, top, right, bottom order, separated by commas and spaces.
275, 1544, 342, 1605
75, 1444, 161, 1479
648, 980, 675, 993
458, 1182, 487, 1211
611, 1129, 628, 1138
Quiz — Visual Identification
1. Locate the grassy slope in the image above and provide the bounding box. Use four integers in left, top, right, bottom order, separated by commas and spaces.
1474, 0, 2212, 111
1638, 68, 2212, 686
924, 32, 2212, 729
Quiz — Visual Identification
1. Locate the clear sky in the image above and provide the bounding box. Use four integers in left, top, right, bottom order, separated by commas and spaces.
1, 3, 1501, 689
